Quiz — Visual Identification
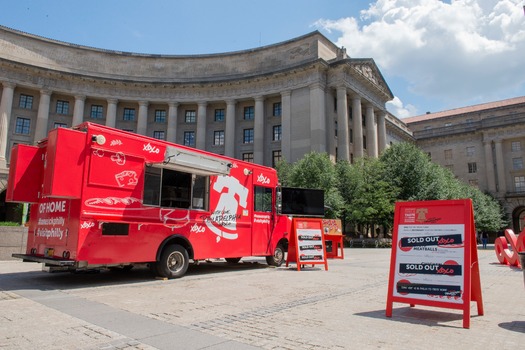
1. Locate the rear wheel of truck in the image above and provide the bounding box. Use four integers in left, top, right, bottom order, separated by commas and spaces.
157, 244, 189, 279
266, 243, 285, 267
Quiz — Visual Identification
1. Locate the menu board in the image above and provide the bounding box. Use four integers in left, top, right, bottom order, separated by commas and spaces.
286, 218, 328, 271
386, 199, 483, 329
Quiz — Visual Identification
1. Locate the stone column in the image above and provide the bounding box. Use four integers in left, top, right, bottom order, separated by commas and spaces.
365, 105, 378, 157
377, 111, 387, 153
137, 101, 149, 135
225, 100, 236, 158
281, 91, 292, 162
34, 89, 51, 141
483, 140, 496, 193
0, 82, 15, 167
310, 83, 326, 153
72, 95, 85, 127
494, 140, 506, 193
167, 102, 178, 143
352, 96, 363, 158
336, 87, 350, 161
106, 99, 118, 128
196, 101, 207, 150
254, 96, 264, 164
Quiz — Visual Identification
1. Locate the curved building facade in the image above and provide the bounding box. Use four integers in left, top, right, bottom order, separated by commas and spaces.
0, 26, 412, 220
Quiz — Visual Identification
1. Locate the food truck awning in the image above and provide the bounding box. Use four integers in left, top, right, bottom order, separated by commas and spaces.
160, 146, 232, 176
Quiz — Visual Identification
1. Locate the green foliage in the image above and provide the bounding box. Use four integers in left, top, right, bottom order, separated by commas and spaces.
0, 221, 22, 226
337, 158, 399, 231
283, 152, 344, 219
274, 143, 507, 234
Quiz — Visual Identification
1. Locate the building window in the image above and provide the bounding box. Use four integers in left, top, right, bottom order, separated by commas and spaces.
469, 179, 479, 187
445, 164, 454, 172
466, 146, 475, 157
350, 129, 353, 143
444, 149, 453, 160
335, 120, 338, 137
15, 117, 30, 134
273, 103, 282, 117
515, 176, 525, 192
184, 131, 195, 146
272, 150, 282, 167
155, 110, 166, 123
242, 153, 254, 162
19, 94, 33, 109
512, 141, 521, 152
244, 106, 254, 120
513, 157, 523, 170
468, 162, 477, 173
214, 109, 225, 122
153, 131, 165, 140
243, 128, 254, 143
214, 131, 225, 146
185, 110, 196, 123
445, 122, 452, 127
90, 105, 103, 119
56, 100, 69, 115
123, 108, 135, 121
363, 135, 367, 149
273, 125, 282, 141
54, 122, 67, 128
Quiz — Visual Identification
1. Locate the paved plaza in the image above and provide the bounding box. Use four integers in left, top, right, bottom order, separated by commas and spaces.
0, 247, 523, 349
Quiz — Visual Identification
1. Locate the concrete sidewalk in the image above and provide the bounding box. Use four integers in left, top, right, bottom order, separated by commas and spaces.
0, 248, 523, 349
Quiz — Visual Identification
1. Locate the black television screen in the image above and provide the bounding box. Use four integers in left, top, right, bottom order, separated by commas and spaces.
280, 187, 324, 216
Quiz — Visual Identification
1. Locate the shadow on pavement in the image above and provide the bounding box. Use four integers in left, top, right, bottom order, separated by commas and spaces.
0, 260, 271, 292
499, 321, 525, 333
355, 306, 468, 329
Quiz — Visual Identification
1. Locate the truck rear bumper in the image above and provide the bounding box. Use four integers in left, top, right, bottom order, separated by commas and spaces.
11, 254, 76, 267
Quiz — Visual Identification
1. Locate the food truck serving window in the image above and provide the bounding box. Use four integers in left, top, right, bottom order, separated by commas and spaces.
144, 166, 209, 210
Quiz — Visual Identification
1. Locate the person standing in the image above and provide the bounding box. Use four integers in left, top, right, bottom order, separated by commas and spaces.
482, 231, 489, 249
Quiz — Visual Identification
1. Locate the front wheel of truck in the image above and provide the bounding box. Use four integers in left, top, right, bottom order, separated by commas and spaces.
266, 243, 285, 267
157, 244, 189, 279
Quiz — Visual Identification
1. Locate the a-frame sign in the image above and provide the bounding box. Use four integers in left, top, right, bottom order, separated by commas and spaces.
386, 199, 483, 329
286, 217, 328, 271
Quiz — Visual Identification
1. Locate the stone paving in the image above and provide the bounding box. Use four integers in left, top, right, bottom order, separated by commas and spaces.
0, 247, 523, 349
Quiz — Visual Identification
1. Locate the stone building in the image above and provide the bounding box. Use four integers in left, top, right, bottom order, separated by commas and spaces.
404, 96, 525, 233
0, 25, 412, 220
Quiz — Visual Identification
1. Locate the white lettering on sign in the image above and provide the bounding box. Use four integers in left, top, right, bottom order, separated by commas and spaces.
190, 223, 206, 233
110, 139, 123, 146
39, 201, 66, 214
80, 221, 95, 229
143, 143, 160, 154
36, 227, 64, 240
256, 173, 270, 185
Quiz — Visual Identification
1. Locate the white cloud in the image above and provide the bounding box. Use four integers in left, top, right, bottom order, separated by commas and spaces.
386, 96, 418, 118
315, 0, 525, 114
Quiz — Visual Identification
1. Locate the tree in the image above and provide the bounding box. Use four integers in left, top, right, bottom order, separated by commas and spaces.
286, 152, 344, 219
337, 157, 399, 235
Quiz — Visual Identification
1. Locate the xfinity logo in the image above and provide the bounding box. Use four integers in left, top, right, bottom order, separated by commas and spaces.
257, 173, 270, 184
190, 223, 206, 233
143, 143, 160, 154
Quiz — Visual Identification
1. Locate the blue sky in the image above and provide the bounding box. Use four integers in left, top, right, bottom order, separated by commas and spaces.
1, 0, 524, 118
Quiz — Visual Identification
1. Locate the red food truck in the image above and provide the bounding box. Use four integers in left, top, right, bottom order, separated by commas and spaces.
6, 122, 323, 278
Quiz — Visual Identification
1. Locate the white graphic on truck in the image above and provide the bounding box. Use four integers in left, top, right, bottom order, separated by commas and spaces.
205, 176, 249, 242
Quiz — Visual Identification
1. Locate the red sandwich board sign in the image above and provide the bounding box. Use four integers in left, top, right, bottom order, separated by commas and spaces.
385, 199, 483, 329
286, 218, 328, 271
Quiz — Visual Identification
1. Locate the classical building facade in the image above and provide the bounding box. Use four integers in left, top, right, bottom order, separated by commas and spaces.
0, 26, 412, 191
404, 96, 525, 233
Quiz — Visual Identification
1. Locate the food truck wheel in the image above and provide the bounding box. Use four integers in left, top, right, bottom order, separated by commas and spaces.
157, 244, 189, 279
266, 243, 285, 267
225, 257, 242, 263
